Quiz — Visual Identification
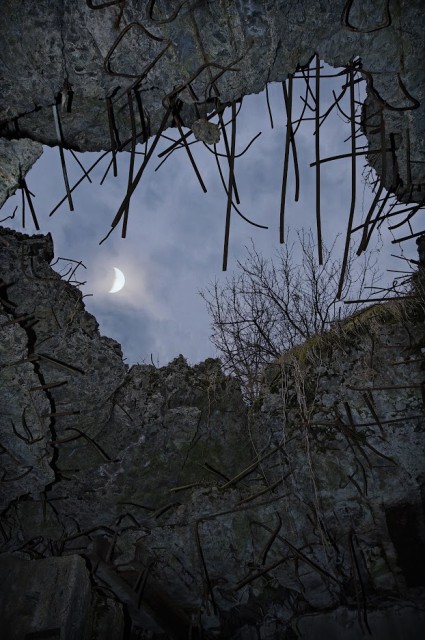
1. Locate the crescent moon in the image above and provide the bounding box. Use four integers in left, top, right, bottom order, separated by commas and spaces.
109, 267, 125, 293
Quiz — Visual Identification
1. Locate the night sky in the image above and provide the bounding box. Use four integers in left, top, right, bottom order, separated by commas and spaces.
1, 73, 420, 366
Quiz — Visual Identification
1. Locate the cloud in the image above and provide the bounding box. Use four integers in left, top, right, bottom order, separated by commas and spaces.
1, 71, 421, 367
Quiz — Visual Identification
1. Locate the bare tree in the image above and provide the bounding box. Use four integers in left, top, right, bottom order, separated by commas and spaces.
200, 231, 380, 402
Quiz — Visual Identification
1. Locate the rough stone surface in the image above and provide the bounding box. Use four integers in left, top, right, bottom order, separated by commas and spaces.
0, 553, 91, 640
1, 228, 425, 638
0, 227, 127, 508
0, 553, 125, 640
0, 0, 423, 203
1, 3, 425, 637
0, 137, 42, 208
296, 606, 425, 640
192, 118, 221, 144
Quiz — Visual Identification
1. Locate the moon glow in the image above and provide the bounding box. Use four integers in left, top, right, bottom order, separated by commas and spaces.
109, 267, 126, 293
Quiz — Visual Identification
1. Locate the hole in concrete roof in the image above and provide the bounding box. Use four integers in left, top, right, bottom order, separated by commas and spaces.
1, 62, 422, 367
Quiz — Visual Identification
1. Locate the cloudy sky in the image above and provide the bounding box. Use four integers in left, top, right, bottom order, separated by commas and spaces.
1, 70, 420, 366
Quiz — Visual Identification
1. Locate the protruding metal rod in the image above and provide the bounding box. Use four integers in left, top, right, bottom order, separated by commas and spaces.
279, 75, 293, 244
101, 106, 172, 243
218, 110, 241, 205
357, 112, 386, 254
50, 150, 109, 216
106, 97, 118, 178
170, 98, 207, 194
122, 90, 137, 238
282, 80, 300, 201
222, 101, 237, 271
52, 103, 74, 211
337, 69, 357, 298
21, 179, 40, 230
314, 54, 323, 264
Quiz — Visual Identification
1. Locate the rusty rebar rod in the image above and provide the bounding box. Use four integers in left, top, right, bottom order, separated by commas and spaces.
0, 205, 17, 224
222, 101, 237, 271
265, 82, 274, 129
20, 178, 40, 230
212, 142, 268, 229
169, 98, 207, 193
50, 150, 110, 216
364, 71, 420, 112
121, 91, 137, 238
100, 105, 172, 243
337, 69, 357, 298
106, 97, 119, 178
69, 150, 93, 183
388, 201, 424, 231
342, 0, 391, 33
146, 0, 189, 24
309, 148, 389, 167
391, 229, 425, 244
314, 54, 323, 264
52, 103, 74, 211
217, 108, 241, 204
104, 21, 169, 79
86, 0, 123, 8
279, 76, 293, 244
359, 188, 391, 254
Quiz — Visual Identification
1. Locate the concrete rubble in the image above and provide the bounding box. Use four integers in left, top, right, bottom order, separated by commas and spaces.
1, 226, 424, 637
1, 1, 425, 637
0, 0, 424, 206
